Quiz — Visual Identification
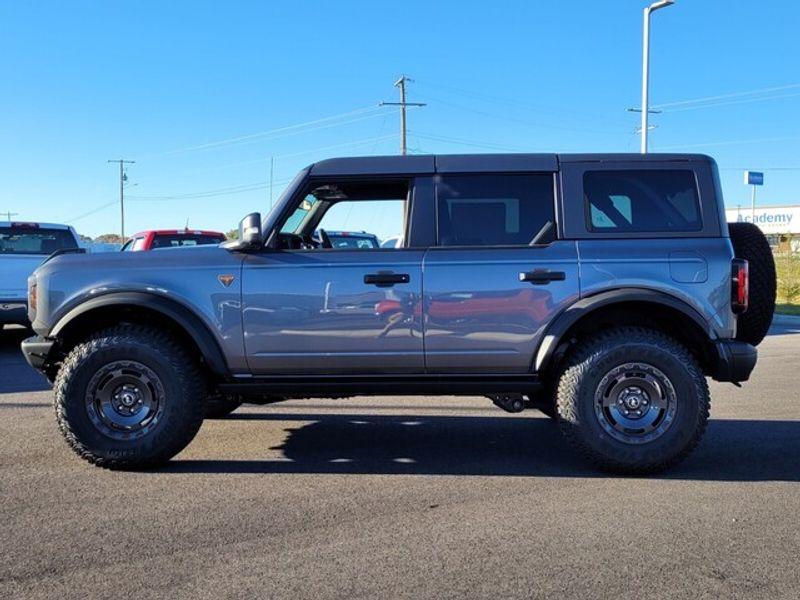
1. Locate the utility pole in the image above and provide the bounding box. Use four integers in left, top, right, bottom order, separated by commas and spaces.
2, 211, 19, 221
639, 0, 674, 153
107, 159, 135, 242
380, 75, 426, 155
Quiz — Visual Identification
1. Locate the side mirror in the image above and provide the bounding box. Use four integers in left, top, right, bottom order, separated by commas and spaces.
240, 212, 262, 246
222, 212, 262, 251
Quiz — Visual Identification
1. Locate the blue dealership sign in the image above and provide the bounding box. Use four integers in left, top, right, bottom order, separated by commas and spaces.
744, 170, 764, 186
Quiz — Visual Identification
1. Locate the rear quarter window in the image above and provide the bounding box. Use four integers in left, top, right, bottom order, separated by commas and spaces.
584, 170, 702, 233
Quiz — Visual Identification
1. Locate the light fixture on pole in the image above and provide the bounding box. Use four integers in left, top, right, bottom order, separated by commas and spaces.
640, 0, 674, 153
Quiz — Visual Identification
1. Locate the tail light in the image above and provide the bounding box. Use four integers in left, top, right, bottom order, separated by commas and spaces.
731, 258, 748, 314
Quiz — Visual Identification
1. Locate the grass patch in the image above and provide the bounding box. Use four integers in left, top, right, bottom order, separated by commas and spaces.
775, 303, 800, 316
775, 251, 800, 312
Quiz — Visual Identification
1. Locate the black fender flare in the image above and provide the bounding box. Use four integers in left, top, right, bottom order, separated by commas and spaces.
50, 291, 230, 377
533, 288, 715, 373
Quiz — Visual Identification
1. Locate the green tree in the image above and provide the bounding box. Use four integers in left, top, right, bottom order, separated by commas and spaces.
95, 233, 123, 244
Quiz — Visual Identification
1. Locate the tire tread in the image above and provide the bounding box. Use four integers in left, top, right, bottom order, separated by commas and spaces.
53, 324, 205, 470
556, 326, 710, 474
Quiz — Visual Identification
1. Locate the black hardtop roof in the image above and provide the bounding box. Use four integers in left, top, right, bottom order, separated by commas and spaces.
309, 153, 715, 176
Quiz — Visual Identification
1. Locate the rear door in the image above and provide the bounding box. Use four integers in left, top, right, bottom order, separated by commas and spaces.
422, 171, 580, 373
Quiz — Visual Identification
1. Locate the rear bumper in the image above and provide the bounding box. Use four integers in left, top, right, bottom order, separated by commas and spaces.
0, 300, 28, 325
20, 335, 55, 372
711, 339, 757, 383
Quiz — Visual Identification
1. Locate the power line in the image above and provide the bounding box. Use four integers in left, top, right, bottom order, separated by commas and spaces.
65, 200, 119, 224
657, 91, 800, 113
719, 166, 800, 171
415, 79, 631, 126
656, 135, 800, 150
141, 106, 391, 158
410, 131, 528, 152
207, 133, 400, 170
418, 93, 624, 136
127, 178, 299, 202
2, 211, 19, 221
380, 75, 426, 155
160, 134, 400, 178
128, 182, 268, 201
652, 83, 800, 109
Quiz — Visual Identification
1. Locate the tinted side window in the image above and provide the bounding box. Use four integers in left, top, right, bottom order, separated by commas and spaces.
584, 170, 701, 232
436, 174, 555, 246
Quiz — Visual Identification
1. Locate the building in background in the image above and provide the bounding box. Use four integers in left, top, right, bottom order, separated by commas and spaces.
725, 205, 800, 253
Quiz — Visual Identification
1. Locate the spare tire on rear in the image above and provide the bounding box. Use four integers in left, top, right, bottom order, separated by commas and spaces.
728, 221, 776, 346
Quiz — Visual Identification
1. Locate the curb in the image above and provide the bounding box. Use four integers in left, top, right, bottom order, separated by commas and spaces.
772, 313, 800, 326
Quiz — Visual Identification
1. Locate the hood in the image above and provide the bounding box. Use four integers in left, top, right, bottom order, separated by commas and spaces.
34, 245, 236, 278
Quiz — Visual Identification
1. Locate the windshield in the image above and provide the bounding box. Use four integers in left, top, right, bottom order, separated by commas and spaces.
280, 195, 318, 234
265, 168, 309, 233
0, 227, 77, 255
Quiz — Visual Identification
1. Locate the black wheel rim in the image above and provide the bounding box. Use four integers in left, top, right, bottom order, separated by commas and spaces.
85, 360, 165, 440
593, 362, 677, 445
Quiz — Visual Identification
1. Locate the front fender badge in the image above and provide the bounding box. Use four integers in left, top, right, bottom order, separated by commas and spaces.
218, 274, 235, 287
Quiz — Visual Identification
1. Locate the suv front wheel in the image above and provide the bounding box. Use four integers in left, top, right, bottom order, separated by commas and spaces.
556, 327, 709, 474
54, 325, 206, 469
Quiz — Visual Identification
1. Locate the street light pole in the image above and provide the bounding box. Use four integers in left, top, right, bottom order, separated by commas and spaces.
641, 0, 674, 153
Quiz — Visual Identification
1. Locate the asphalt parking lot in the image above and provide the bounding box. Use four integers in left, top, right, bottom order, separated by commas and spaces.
1, 323, 799, 599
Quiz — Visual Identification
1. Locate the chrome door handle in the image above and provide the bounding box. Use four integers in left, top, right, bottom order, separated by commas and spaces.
519, 269, 566, 284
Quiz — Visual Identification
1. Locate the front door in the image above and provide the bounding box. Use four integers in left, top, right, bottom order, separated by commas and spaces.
242, 177, 424, 375
422, 173, 580, 373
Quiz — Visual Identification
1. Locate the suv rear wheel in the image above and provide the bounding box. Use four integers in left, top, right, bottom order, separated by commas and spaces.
556, 327, 709, 474
54, 325, 206, 469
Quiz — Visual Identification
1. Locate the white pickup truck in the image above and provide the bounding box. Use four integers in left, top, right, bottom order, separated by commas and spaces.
0, 222, 82, 327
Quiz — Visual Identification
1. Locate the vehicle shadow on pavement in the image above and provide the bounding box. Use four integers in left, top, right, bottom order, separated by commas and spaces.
167, 413, 800, 481
0, 328, 51, 394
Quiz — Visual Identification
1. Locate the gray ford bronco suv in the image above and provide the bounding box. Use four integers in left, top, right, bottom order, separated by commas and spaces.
21, 153, 776, 474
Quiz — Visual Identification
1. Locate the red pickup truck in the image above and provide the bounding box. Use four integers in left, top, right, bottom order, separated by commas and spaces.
121, 229, 227, 251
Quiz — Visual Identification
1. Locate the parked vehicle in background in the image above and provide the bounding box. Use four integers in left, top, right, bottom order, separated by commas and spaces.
121, 229, 227, 251
89, 242, 123, 253
380, 236, 402, 249
314, 230, 381, 249
22, 153, 776, 474
1, 222, 81, 327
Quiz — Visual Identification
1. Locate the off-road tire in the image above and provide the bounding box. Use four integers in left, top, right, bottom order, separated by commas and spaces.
204, 394, 242, 418
54, 325, 206, 469
556, 327, 710, 474
728, 221, 776, 346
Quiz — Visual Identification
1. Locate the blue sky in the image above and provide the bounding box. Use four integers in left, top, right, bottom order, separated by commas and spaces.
0, 0, 797, 239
